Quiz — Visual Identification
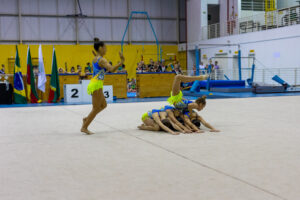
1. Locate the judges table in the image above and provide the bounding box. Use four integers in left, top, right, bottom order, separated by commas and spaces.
136, 72, 176, 98
7, 73, 128, 102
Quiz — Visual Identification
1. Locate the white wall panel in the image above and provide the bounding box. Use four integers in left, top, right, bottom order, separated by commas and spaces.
58, 0, 75, 15
80, 0, 94, 16
58, 18, 76, 41
111, 0, 127, 17
162, 20, 176, 41
161, 0, 177, 18
145, 20, 161, 41
0, 0, 17, 14
0, 0, 178, 43
94, 19, 112, 40
0, 16, 18, 40
130, 0, 145, 11
130, 19, 146, 41
21, 0, 38, 14
40, 18, 57, 40
111, 19, 127, 41
94, 0, 111, 16
39, 0, 57, 15
145, 0, 161, 17
78, 18, 94, 41
21, 17, 39, 40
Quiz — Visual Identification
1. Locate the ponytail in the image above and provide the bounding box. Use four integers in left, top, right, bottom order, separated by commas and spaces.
94, 37, 105, 51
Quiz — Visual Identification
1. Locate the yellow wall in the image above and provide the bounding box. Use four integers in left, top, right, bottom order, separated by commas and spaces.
0, 44, 185, 79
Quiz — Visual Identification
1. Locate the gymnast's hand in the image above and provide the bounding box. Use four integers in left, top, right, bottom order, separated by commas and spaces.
119, 52, 125, 63
210, 129, 220, 132
171, 131, 180, 135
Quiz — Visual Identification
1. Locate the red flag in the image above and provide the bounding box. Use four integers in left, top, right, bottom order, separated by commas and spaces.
26, 46, 39, 103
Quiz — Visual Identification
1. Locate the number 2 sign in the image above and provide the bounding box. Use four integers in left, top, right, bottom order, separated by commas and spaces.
64, 84, 83, 103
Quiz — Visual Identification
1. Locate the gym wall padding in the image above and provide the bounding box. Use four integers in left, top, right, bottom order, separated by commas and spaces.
0, 44, 183, 80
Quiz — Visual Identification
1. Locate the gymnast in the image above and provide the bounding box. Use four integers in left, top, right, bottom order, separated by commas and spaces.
159, 105, 192, 133
138, 109, 180, 135
182, 96, 220, 132
168, 74, 209, 113
81, 37, 125, 135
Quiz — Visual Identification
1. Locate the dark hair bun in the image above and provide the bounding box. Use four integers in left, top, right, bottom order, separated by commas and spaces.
94, 37, 100, 42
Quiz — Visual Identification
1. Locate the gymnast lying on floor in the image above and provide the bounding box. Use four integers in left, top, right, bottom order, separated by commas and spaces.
138, 75, 220, 134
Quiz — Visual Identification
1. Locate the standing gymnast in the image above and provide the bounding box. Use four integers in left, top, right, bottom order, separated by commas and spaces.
81, 37, 125, 135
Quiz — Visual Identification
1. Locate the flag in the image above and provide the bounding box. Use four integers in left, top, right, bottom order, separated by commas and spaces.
48, 47, 60, 103
38, 44, 47, 92
13, 45, 27, 104
26, 46, 39, 103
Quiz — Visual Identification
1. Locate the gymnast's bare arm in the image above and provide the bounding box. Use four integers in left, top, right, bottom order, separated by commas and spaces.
99, 52, 125, 73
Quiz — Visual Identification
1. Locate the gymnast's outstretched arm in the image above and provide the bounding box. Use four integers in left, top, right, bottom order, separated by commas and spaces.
197, 115, 220, 132
183, 115, 204, 133
166, 110, 192, 133
99, 52, 124, 73
152, 114, 178, 135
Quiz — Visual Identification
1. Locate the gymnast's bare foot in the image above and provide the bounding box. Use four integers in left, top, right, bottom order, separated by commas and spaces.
81, 128, 95, 135
138, 124, 145, 130
81, 118, 94, 135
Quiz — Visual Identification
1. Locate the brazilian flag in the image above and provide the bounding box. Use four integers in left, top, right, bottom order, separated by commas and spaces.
13, 46, 27, 104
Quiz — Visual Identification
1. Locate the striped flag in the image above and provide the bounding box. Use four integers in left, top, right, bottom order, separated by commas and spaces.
26, 46, 39, 103
13, 45, 27, 104
48, 47, 60, 103
38, 44, 47, 92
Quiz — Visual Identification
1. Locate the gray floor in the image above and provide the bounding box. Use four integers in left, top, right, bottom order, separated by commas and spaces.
1, 96, 300, 200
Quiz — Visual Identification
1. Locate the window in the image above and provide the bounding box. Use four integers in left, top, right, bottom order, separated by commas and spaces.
241, 0, 265, 11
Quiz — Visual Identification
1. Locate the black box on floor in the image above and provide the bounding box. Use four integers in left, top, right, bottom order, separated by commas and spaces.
252, 82, 285, 94
0, 83, 13, 104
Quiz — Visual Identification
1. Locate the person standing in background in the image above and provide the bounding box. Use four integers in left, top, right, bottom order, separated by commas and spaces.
0, 64, 5, 74
64, 62, 68, 73
214, 61, 220, 80
192, 64, 196, 76
199, 62, 205, 75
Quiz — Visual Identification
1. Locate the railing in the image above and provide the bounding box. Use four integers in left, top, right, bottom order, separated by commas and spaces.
202, 5, 300, 40
184, 67, 300, 87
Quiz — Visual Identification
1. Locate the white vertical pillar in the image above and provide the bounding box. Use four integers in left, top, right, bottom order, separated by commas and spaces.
186, 0, 201, 43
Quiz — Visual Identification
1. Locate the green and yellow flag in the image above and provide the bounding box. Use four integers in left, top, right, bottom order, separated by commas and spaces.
48, 47, 60, 103
13, 46, 27, 104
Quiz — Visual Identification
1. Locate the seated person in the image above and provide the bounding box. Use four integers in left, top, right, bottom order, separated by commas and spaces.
86, 62, 92, 73
85, 67, 90, 73
78, 68, 87, 80
58, 68, 64, 74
